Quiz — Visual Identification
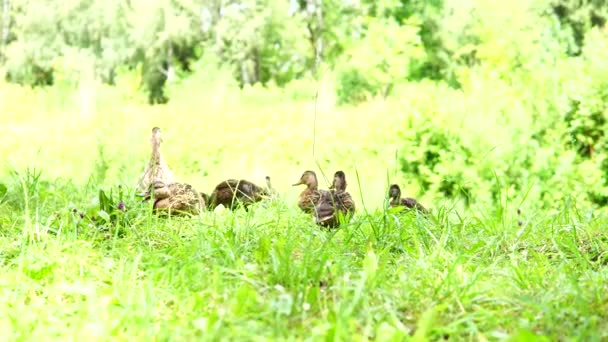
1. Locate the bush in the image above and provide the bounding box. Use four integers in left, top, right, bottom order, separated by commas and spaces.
562, 28, 608, 159
395, 26, 608, 211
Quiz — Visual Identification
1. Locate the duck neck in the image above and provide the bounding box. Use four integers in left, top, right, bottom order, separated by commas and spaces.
334, 179, 345, 192
266, 178, 272, 191
151, 139, 162, 166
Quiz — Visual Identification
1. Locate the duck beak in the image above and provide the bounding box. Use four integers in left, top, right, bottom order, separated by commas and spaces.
292, 180, 303, 186
136, 191, 151, 201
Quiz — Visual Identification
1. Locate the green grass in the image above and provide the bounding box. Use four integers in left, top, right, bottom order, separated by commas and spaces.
1, 176, 608, 341
1, 81, 608, 341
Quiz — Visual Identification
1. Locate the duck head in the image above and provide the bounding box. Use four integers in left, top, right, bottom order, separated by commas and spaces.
330, 171, 347, 191
388, 184, 401, 201
293, 170, 318, 189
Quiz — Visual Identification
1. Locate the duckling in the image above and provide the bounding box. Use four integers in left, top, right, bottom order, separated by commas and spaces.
293, 170, 330, 213
314, 171, 356, 228
136, 127, 176, 193
330, 171, 356, 214
141, 181, 204, 216
388, 184, 429, 215
208, 178, 269, 211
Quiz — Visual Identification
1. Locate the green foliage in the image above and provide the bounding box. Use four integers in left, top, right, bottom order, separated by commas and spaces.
0, 183, 7, 200
394, 23, 608, 210
562, 28, 608, 159
128, 0, 206, 103
336, 17, 424, 104
213, 0, 308, 86
4, 0, 132, 86
547, 0, 608, 55
4, 0, 604, 105
400, 119, 477, 207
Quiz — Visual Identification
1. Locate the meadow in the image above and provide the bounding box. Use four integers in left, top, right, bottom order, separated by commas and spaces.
1, 65, 608, 342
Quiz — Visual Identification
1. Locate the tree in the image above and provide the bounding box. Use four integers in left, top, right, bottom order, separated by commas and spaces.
548, 0, 608, 55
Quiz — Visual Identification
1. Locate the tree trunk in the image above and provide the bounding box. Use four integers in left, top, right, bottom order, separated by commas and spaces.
241, 61, 250, 86
165, 41, 175, 83
253, 46, 261, 84
305, 0, 323, 74
314, 0, 323, 69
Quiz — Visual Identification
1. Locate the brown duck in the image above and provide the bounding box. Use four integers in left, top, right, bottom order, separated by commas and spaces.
314, 171, 356, 228
388, 184, 429, 215
136, 127, 176, 193
208, 178, 270, 211
293, 170, 330, 213
141, 181, 205, 216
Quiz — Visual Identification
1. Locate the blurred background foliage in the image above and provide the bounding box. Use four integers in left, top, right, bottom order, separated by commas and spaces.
1, 0, 608, 212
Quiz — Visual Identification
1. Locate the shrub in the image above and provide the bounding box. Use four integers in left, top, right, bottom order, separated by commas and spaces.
395, 35, 608, 211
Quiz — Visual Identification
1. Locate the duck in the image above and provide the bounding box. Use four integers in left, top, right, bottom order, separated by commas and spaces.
330, 171, 356, 214
140, 181, 205, 215
293, 170, 330, 213
136, 127, 176, 193
388, 184, 429, 215
208, 178, 270, 211
314, 171, 356, 228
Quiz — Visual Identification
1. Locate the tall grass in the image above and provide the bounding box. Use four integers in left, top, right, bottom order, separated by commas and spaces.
1, 176, 607, 340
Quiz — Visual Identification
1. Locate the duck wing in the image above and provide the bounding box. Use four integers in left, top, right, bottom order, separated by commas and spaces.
401, 197, 429, 214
